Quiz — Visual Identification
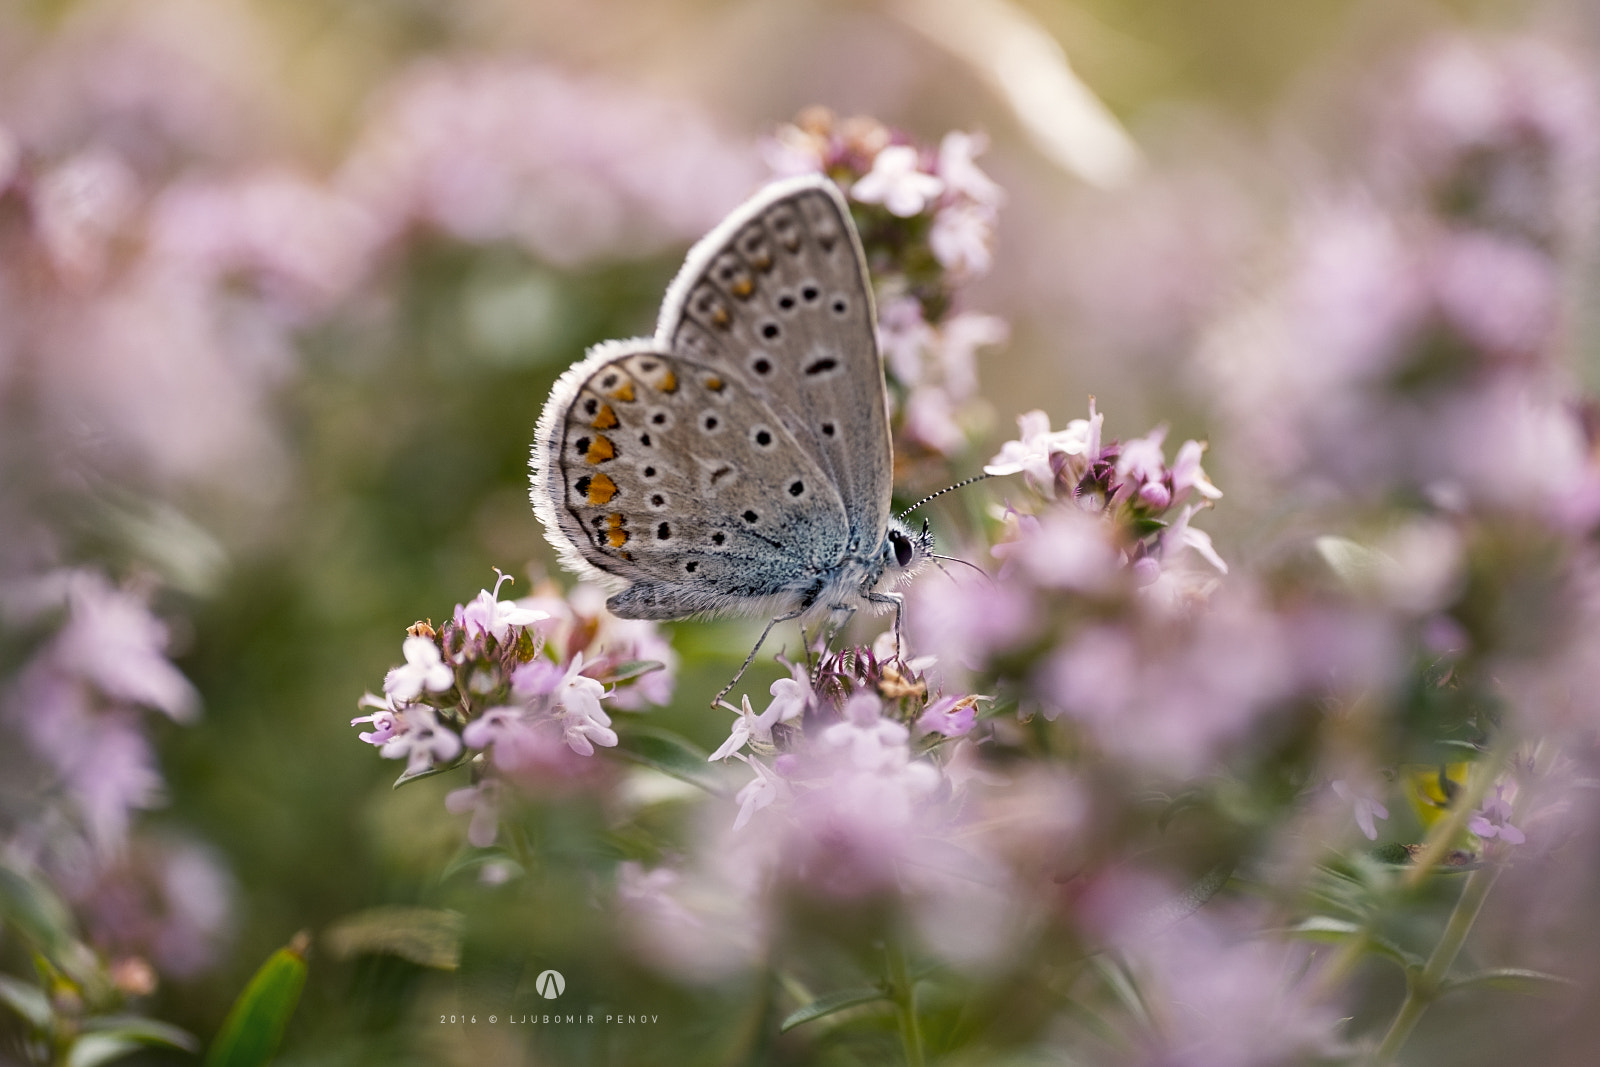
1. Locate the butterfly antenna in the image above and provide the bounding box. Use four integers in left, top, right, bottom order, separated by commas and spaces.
897, 473, 993, 520
929, 552, 994, 585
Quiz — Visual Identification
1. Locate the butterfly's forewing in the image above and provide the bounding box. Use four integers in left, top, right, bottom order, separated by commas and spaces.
658, 177, 892, 557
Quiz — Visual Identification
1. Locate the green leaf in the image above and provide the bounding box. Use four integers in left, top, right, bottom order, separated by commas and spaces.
611, 726, 723, 794
593, 659, 665, 684
323, 907, 463, 970
392, 750, 472, 788
1439, 967, 1577, 997
0, 974, 50, 1028
779, 987, 890, 1032
0, 865, 102, 990
204, 937, 309, 1067
67, 1018, 200, 1067
1285, 917, 1422, 971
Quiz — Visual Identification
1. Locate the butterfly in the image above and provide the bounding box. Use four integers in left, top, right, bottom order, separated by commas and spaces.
529, 175, 931, 703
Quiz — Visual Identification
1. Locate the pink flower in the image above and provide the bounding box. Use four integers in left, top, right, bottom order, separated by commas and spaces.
379, 705, 462, 775
936, 312, 1008, 400
985, 405, 1102, 496
445, 779, 502, 848
903, 386, 967, 455
1171, 439, 1223, 503
929, 202, 998, 277
731, 754, 787, 831
877, 296, 934, 386
1162, 504, 1228, 575
56, 571, 199, 723
936, 131, 1004, 207
1469, 784, 1526, 845
820, 693, 909, 771
851, 145, 944, 217
709, 667, 810, 761
456, 570, 549, 645
460, 705, 526, 750
1331, 779, 1391, 840
351, 693, 403, 745
917, 694, 977, 737
384, 635, 454, 701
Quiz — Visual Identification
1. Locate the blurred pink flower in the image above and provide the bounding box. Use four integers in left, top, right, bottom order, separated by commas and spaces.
31, 148, 138, 285
445, 779, 503, 848
929, 202, 998, 277
902, 386, 967, 455
1088, 881, 1343, 1067
936, 131, 1003, 207
917, 694, 977, 737
1331, 779, 1391, 840
1470, 784, 1526, 845
55, 570, 198, 722
340, 61, 761, 267
937, 311, 1008, 400
852, 145, 943, 217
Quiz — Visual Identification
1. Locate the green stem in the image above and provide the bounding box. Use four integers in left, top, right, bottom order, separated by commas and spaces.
885, 933, 926, 1067
1402, 736, 1511, 890
1370, 860, 1502, 1064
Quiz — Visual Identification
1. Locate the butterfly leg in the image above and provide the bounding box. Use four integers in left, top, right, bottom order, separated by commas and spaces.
821, 603, 858, 657
713, 607, 807, 708
865, 591, 905, 663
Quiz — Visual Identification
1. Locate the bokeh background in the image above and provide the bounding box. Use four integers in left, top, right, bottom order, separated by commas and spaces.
4, 0, 1600, 1063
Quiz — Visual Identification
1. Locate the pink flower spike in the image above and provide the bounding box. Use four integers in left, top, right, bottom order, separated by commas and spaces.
851, 146, 945, 217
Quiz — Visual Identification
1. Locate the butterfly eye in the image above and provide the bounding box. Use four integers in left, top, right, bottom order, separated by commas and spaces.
891, 530, 914, 568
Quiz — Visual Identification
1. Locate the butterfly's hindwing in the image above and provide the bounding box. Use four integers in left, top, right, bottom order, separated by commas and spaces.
537, 342, 852, 618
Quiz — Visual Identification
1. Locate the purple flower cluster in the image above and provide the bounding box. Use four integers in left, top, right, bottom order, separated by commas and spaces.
352, 571, 676, 847
765, 110, 1009, 470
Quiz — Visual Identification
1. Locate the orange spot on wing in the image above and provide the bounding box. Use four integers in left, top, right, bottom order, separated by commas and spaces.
705, 377, 725, 393
658, 369, 678, 393
585, 435, 616, 464
586, 473, 617, 505
605, 513, 629, 548
591, 404, 618, 430
731, 277, 753, 298
611, 381, 636, 403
